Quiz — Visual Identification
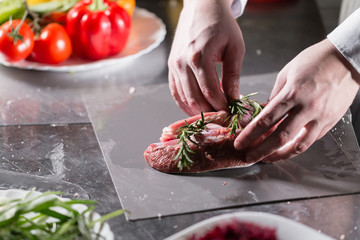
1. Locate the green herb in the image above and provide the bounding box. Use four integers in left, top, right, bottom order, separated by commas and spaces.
227, 92, 263, 135
174, 112, 213, 171
0, 190, 124, 240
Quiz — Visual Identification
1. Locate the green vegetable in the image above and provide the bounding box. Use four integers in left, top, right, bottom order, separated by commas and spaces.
0, 190, 124, 240
0, 0, 26, 25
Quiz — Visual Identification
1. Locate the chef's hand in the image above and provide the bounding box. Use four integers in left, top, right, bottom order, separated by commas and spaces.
168, 0, 245, 116
234, 39, 360, 163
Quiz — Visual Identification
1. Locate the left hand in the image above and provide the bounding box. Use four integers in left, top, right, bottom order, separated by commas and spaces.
234, 39, 360, 163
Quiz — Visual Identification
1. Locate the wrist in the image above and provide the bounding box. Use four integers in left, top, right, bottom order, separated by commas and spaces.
326, 38, 360, 86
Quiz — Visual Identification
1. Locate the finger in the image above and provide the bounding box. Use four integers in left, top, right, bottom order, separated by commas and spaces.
222, 41, 244, 100
262, 121, 319, 163
189, 46, 228, 111
245, 107, 309, 162
234, 89, 296, 150
169, 71, 193, 116
180, 66, 214, 115
173, 62, 197, 116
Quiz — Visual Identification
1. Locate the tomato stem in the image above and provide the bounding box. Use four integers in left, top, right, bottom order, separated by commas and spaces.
7, 9, 28, 44
23, 0, 41, 35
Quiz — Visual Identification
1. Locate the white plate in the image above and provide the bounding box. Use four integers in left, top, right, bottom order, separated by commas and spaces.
0, 7, 166, 72
0, 189, 115, 240
166, 211, 335, 240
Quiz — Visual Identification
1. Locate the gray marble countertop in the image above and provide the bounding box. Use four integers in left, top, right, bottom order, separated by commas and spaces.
0, 0, 359, 239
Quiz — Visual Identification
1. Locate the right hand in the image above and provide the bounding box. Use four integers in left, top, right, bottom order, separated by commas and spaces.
168, 0, 245, 116
234, 39, 360, 163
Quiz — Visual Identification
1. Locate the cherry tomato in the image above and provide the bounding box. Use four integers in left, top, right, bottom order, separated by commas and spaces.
0, 20, 34, 62
30, 23, 72, 64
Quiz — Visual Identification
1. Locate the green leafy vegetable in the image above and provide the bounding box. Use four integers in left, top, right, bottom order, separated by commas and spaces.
227, 92, 263, 135
174, 112, 213, 171
0, 190, 124, 240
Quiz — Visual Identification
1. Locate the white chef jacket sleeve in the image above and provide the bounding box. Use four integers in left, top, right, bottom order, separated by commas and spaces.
327, 8, 360, 73
231, 0, 248, 18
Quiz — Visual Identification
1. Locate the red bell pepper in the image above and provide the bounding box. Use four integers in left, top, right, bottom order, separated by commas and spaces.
66, 0, 131, 60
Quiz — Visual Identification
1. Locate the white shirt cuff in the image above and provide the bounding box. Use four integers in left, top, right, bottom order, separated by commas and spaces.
328, 8, 360, 74
231, 0, 248, 18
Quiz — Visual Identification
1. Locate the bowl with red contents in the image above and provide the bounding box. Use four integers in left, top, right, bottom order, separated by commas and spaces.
165, 212, 335, 240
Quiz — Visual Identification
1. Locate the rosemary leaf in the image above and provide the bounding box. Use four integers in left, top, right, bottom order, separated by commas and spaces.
227, 93, 263, 135
174, 112, 213, 171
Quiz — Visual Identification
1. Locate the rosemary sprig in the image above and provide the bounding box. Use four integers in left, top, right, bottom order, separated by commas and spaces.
227, 92, 263, 135
174, 112, 213, 171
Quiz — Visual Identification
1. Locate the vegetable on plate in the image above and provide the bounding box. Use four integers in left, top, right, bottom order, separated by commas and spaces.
0, 16, 34, 62
66, 0, 131, 60
30, 22, 72, 64
27, 0, 79, 25
116, 0, 135, 17
0, 0, 26, 25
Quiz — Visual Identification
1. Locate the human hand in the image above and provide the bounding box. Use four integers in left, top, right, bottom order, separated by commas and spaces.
234, 39, 360, 163
168, 0, 245, 116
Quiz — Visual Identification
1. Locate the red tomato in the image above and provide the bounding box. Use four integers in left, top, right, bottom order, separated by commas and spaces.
30, 23, 72, 64
0, 20, 34, 62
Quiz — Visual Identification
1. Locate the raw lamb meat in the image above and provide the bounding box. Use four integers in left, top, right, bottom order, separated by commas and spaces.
144, 106, 260, 173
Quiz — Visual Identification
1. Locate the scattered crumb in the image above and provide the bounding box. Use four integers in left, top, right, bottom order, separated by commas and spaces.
256, 49, 262, 55
340, 234, 345, 240
222, 181, 227, 186
287, 201, 291, 204
157, 213, 162, 219
129, 87, 136, 94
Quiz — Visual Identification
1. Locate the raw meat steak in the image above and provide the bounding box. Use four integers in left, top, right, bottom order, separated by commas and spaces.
144, 107, 259, 173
